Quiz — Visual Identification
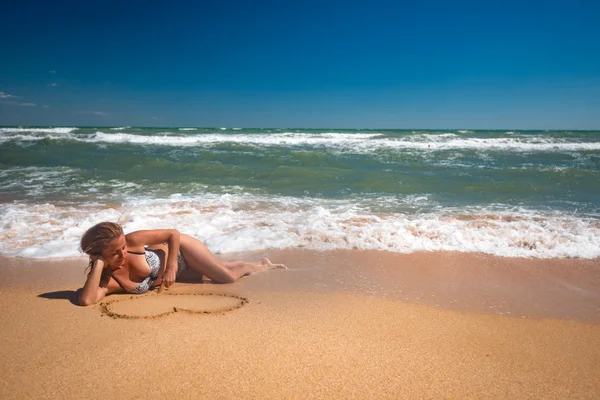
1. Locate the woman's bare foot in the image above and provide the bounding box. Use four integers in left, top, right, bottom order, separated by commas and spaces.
261, 258, 287, 270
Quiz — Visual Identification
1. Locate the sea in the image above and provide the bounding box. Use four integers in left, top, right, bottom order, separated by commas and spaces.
0, 127, 599, 259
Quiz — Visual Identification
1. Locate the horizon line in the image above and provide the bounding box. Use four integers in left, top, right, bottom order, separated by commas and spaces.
1, 125, 599, 131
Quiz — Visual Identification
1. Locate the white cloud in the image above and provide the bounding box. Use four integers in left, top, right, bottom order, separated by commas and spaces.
49, 70, 56, 74
2, 100, 35, 106
43, 105, 50, 108
1, 92, 35, 106
48, 83, 58, 87
79, 110, 109, 116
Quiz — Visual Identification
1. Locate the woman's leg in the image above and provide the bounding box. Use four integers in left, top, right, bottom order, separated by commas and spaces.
223, 259, 287, 271
179, 234, 285, 283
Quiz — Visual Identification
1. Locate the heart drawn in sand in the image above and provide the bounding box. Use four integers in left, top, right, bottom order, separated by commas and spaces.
100, 293, 249, 319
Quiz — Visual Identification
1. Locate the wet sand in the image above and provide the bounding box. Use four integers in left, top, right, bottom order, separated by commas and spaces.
1, 250, 599, 399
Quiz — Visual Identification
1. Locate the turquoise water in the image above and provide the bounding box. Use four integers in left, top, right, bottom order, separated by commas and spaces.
1, 127, 599, 258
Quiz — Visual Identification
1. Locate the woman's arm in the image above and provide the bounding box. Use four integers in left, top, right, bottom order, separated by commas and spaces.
79, 258, 120, 306
126, 229, 181, 288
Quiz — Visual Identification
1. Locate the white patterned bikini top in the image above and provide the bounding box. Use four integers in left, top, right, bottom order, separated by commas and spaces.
129, 249, 161, 294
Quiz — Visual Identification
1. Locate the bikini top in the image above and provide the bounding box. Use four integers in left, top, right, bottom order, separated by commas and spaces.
127, 249, 161, 294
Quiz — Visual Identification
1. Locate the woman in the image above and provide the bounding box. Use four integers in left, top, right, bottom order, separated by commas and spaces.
78, 222, 285, 306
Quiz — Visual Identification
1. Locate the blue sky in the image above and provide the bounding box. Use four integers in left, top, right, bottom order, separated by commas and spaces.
1, 0, 599, 129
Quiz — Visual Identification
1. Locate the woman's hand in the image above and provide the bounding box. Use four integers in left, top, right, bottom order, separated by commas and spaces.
79, 256, 108, 306
160, 262, 177, 291
89, 255, 107, 269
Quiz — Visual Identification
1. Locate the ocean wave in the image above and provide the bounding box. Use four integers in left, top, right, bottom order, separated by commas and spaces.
0, 166, 142, 200
2, 130, 598, 153
0, 127, 77, 134
1, 195, 598, 259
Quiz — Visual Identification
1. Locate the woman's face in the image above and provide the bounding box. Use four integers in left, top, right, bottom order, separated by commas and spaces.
101, 235, 127, 267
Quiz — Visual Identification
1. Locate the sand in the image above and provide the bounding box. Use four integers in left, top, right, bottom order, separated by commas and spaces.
1, 250, 599, 399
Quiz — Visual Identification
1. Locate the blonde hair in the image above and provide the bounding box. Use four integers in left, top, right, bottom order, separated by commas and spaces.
80, 222, 123, 272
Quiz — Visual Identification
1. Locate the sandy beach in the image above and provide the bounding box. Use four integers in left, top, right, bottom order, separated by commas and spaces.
3, 0, 600, 397
1, 250, 599, 399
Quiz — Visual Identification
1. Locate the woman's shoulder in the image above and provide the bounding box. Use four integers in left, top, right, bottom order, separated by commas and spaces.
125, 229, 175, 249
125, 230, 147, 252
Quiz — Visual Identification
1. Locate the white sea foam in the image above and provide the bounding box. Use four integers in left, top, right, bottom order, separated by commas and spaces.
0, 166, 143, 199
1, 195, 598, 259
0, 127, 77, 134
315, 132, 384, 139
110, 126, 130, 130
0, 129, 81, 144
2, 130, 598, 153
79, 132, 600, 153
0, 134, 78, 145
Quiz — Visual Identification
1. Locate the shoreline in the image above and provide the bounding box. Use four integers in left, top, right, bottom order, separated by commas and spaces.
1, 249, 600, 398
3, 249, 598, 322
